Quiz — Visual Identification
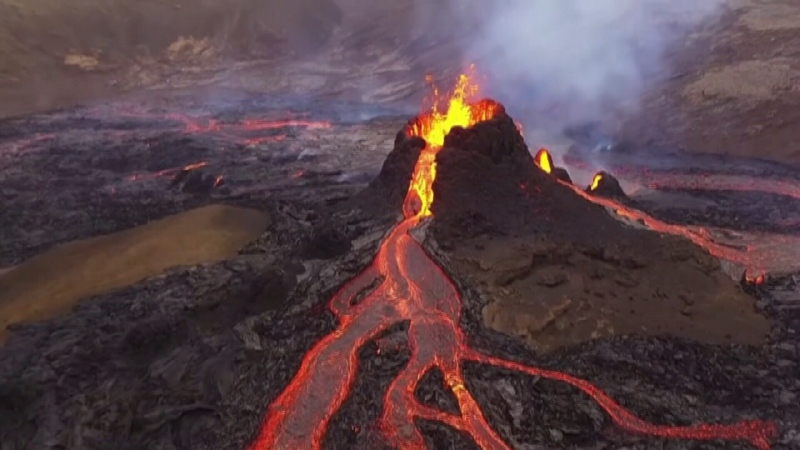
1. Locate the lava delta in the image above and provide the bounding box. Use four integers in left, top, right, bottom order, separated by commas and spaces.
247, 75, 777, 450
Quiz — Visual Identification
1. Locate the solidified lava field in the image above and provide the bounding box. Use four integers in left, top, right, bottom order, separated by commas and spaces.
0, 82, 799, 450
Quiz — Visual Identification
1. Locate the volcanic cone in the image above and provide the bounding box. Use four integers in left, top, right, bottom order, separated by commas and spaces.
364, 101, 772, 354
587, 170, 627, 199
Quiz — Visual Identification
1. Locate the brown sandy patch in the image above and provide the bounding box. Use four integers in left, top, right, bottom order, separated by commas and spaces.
622, 0, 800, 165
683, 59, 800, 104
739, 1, 800, 31
0, 205, 269, 342
451, 236, 770, 354
0, 0, 342, 118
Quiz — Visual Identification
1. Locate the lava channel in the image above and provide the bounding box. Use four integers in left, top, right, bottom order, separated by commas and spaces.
535, 148, 787, 275
248, 73, 777, 450
166, 114, 331, 145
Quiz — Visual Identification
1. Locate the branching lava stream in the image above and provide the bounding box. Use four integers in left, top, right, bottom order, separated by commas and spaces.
248, 74, 777, 450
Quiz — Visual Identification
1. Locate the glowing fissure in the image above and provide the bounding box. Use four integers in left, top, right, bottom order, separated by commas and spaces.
406, 73, 499, 218
126, 160, 208, 181
590, 173, 603, 191
536, 149, 776, 274
564, 175, 771, 274
164, 113, 331, 146
562, 156, 800, 202
248, 75, 776, 450
534, 148, 553, 174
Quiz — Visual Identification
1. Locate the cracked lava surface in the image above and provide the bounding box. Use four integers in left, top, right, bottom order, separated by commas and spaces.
247, 74, 778, 450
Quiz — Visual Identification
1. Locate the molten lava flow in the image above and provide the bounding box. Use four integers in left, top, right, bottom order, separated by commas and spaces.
248, 73, 776, 450
744, 271, 766, 286
534, 148, 554, 174
563, 155, 800, 202
126, 161, 208, 181
404, 74, 500, 218
560, 180, 782, 274
166, 113, 331, 144
590, 172, 604, 191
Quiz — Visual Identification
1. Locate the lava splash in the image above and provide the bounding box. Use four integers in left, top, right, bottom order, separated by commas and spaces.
404, 74, 501, 218
248, 74, 776, 450
534, 147, 554, 174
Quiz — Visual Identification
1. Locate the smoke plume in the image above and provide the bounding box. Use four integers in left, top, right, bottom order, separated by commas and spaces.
445, 0, 728, 146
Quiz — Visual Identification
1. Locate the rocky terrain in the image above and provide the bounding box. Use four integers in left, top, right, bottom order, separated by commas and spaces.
0, 94, 797, 449
621, 0, 800, 166
0, 1, 799, 449
3, 0, 800, 167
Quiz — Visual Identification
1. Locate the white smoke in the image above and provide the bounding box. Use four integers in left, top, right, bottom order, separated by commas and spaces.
445, 0, 728, 146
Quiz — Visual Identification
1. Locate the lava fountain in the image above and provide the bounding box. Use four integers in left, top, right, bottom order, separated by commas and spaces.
534, 147, 554, 174
247, 74, 776, 450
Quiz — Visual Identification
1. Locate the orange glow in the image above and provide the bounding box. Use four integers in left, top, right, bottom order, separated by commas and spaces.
404, 72, 500, 218
164, 113, 331, 147
248, 73, 776, 450
125, 160, 208, 181
745, 271, 766, 286
563, 179, 771, 274
590, 173, 604, 191
534, 148, 554, 174
182, 161, 208, 172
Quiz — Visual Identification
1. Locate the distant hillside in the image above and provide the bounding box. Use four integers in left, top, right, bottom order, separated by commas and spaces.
0, 0, 342, 116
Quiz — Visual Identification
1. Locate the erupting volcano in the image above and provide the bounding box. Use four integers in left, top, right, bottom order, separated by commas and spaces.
247, 73, 777, 449
534, 147, 553, 174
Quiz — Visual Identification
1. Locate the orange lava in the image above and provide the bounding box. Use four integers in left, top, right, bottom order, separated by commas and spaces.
563, 156, 800, 202
534, 148, 554, 174
744, 271, 766, 286
405, 73, 500, 218
166, 113, 331, 145
590, 172, 604, 191
248, 74, 777, 450
559, 155, 800, 274
559, 179, 787, 274
126, 161, 208, 181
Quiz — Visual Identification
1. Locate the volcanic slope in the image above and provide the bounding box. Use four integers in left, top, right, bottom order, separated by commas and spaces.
244, 98, 778, 450
0, 96, 787, 450
372, 103, 772, 354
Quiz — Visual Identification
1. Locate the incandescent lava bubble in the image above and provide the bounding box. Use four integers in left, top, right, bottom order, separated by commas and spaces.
586, 171, 626, 199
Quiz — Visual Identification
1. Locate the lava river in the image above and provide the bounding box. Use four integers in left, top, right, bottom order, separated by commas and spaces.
248, 74, 777, 450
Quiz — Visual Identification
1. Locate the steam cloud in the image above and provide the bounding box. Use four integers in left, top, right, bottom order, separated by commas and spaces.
446, 0, 728, 146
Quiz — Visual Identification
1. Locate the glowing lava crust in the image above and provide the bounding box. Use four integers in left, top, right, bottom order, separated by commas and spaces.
247, 74, 777, 449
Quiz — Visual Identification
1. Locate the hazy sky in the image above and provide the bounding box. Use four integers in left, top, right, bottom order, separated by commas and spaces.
444, 0, 727, 142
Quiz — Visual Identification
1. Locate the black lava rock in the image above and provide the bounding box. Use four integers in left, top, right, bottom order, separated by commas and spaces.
303, 223, 352, 260
586, 171, 626, 199
552, 166, 572, 183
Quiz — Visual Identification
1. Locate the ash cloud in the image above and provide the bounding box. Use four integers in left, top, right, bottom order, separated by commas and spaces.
442, 0, 728, 148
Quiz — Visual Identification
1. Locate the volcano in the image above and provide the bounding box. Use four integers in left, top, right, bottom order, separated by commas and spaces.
0, 75, 794, 450
246, 76, 776, 449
